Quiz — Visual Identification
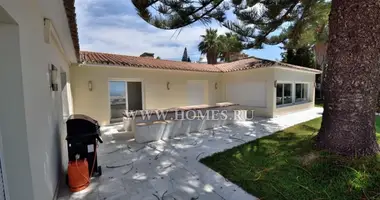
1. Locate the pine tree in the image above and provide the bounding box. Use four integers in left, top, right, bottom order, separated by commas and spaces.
282, 47, 315, 68
133, 0, 380, 156
181, 47, 189, 62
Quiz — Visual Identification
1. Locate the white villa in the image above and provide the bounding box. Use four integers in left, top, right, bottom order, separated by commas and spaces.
0, 0, 320, 200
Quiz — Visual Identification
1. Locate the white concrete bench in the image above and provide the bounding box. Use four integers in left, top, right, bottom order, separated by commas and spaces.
129, 107, 251, 143
134, 121, 167, 143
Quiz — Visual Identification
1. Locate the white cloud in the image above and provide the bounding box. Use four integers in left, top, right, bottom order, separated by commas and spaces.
75, 0, 229, 61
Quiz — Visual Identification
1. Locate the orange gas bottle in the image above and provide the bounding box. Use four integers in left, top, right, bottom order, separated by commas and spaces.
68, 159, 90, 192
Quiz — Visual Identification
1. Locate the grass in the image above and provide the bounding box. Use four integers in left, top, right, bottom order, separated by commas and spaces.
200, 116, 380, 200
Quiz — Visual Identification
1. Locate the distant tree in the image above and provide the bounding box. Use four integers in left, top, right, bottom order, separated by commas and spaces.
198, 29, 220, 64
281, 47, 315, 68
182, 47, 190, 62
187, 57, 191, 62
156, 56, 161, 59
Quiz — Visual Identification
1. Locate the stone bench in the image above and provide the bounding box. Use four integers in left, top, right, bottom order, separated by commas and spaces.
134, 121, 167, 143
126, 107, 251, 143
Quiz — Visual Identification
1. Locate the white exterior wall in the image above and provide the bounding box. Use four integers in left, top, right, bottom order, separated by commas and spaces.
221, 68, 275, 117
71, 65, 223, 125
0, 1, 75, 200
273, 67, 316, 116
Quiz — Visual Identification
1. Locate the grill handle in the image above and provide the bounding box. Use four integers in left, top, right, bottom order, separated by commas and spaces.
96, 136, 103, 143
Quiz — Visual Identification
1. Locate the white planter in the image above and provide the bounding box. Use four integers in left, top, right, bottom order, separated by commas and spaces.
216, 112, 227, 127
161, 120, 175, 140
134, 122, 150, 143
176, 120, 191, 136
203, 120, 213, 130
189, 117, 205, 133
171, 120, 184, 137
123, 117, 136, 132
224, 111, 237, 125
134, 121, 166, 143
234, 110, 248, 121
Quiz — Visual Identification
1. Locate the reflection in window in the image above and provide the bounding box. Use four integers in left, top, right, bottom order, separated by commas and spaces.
276, 83, 292, 106
296, 83, 308, 102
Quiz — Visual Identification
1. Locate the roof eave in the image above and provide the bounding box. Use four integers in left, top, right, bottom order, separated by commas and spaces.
273, 66, 322, 74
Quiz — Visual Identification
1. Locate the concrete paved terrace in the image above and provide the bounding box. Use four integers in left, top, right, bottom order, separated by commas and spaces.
58, 107, 323, 200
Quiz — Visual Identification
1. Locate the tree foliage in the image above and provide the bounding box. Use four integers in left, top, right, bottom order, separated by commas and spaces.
198, 28, 220, 64
281, 47, 315, 68
218, 32, 244, 62
198, 29, 243, 64
182, 47, 191, 62
132, 0, 330, 49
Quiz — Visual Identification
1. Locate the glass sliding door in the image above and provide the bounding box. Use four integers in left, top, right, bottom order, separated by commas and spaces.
109, 81, 126, 121
295, 83, 308, 102
276, 83, 293, 106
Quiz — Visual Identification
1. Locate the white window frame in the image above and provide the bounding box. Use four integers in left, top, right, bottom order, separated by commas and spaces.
295, 82, 310, 103
276, 81, 294, 107
276, 81, 311, 108
108, 78, 145, 123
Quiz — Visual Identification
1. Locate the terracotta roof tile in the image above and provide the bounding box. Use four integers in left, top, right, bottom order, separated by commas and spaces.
80, 51, 220, 72
63, 0, 80, 61
80, 51, 321, 74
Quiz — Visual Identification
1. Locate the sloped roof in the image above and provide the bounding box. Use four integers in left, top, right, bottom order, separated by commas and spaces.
80, 51, 321, 74
63, 0, 80, 61
80, 51, 220, 72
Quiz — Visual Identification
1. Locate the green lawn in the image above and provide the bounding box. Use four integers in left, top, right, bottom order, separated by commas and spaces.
200, 116, 380, 200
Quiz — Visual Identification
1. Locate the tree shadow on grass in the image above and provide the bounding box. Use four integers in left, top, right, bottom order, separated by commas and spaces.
200, 119, 380, 200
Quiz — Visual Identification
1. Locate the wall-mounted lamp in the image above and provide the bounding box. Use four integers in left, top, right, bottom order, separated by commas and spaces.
274, 80, 277, 88
215, 82, 218, 90
166, 82, 171, 90
50, 64, 59, 91
88, 81, 93, 91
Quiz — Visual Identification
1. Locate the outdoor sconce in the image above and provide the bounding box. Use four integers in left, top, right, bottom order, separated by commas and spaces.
88, 81, 93, 91
274, 80, 277, 88
167, 82, 171, 90
215, 82, 218, 90
50, 64, 59, 91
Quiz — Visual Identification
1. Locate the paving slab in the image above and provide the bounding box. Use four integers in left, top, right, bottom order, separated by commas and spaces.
58, 107, 323, 200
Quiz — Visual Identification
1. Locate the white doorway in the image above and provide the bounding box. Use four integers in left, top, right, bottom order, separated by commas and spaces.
187, 80, 207, 106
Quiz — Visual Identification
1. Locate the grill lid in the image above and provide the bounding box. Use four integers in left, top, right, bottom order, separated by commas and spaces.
66, 114, 100, 136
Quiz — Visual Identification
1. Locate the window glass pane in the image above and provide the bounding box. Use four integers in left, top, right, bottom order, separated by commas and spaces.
284, 84, 292, 104
296, 83, 308, 102
303, 84, 308, 101
276, 84, 283, 105
109, 81, 126, 120
296, 84, 302, 100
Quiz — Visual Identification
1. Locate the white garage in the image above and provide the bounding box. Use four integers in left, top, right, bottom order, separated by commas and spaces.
226, 81, 266, 107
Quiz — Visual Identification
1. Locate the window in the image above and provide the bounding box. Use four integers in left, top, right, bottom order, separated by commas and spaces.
295, 83, 308, 102
276, 83, 292, 106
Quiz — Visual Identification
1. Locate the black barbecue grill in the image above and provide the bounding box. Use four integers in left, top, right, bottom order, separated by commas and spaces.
66, 114, 103, 177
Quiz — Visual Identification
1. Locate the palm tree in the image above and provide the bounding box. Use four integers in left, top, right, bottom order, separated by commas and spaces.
218, 33, 243, 62
198, 29, 220, 64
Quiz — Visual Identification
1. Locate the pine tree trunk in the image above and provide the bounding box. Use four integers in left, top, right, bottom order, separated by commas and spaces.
316, 0, 380, 156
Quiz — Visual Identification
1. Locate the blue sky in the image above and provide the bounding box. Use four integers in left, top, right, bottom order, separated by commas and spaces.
75, 0, 283, 61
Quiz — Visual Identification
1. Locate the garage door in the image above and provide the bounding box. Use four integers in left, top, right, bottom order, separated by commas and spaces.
187, 81, 206, 106
226, 81, 266, 107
